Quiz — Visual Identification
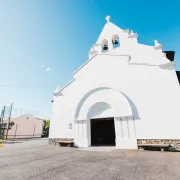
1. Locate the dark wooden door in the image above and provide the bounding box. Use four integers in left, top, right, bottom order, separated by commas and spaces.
91, 118, 115, 146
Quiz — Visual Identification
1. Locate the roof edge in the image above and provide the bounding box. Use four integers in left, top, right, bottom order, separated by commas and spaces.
54, 54, 130, 96
73, 53, 130, 76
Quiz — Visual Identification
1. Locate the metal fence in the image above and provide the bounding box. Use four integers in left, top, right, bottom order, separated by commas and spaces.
0, 103, 13, 139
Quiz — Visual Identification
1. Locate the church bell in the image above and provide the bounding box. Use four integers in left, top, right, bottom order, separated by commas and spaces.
114, 40, 119, 44
113, 39, 119, 45
103, 44, 108, 51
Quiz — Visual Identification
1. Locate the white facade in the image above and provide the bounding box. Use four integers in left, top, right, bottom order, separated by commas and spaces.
49, 16, 180, 149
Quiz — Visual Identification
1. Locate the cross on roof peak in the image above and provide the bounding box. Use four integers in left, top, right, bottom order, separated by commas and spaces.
105, 16, 110, 23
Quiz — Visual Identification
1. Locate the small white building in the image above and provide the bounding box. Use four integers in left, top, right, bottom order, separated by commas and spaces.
49, 16, 180, 149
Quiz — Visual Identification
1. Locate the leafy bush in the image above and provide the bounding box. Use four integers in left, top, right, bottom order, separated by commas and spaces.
8, 121, 15, 130
42, 120, 50, 137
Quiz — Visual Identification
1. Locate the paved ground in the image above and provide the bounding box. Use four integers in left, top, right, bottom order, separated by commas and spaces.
0, 139, 180, 180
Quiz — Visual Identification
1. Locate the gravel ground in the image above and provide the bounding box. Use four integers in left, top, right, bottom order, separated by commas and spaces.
0, 139, 180, 180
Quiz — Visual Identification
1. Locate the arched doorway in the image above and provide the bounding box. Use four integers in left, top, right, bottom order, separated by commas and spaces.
87, 102, 115, 146
74, 87, 138, 149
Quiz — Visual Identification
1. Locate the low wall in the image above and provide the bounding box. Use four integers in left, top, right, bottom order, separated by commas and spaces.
48, 138, 180, 147
7, 134, 42, 139
137, 139, 180, 146
48, 138, 73, 145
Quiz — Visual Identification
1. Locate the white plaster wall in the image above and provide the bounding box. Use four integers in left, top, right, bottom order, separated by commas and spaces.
49, 96, 74, 138
87, 102, 113, 119
76, 88, 132, 120
49, 20, 180, 143
50, 54, 180, 140
114, 117, 137, 149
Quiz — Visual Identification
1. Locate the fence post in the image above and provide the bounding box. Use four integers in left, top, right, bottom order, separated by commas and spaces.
6, 103, 13, 139
0, 106, 5, 139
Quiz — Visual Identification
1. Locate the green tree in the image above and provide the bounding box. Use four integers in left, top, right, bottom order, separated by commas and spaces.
8, 121, 15, 130
43, 120, 50, 137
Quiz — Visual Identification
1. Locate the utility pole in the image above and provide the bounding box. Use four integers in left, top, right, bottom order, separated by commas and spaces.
33, 124, 36, 138
6, 103, 13, 139
14, 124, 18, 139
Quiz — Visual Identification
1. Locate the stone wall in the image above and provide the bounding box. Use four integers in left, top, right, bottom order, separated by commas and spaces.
48, 138, 74, 146
49, 138, 180, 147
137, 139, 180, 146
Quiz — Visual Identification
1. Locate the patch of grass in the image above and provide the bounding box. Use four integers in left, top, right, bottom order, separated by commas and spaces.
0, 140, 6, 143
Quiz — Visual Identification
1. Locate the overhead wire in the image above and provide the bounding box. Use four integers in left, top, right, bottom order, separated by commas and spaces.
0, 85, 53, 88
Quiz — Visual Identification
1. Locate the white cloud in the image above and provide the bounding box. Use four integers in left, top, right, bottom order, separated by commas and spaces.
41, 64, 53, 72
46, 66, 53, 72
46, 67, 50, 72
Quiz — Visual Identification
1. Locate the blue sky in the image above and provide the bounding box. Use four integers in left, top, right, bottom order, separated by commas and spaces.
0, 0, 180, 118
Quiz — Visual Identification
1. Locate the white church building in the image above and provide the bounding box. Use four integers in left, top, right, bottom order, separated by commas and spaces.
49, 16, 180, 149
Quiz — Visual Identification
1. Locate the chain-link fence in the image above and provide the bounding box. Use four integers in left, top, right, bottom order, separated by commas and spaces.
0, 104, 13, 139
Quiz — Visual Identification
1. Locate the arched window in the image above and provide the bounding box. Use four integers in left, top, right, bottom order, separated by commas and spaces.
101, 39, 109, 52
112, 34, 120, 48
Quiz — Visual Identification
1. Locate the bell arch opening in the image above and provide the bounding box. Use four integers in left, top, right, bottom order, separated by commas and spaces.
112, 34, 120, 48
101, 39, 109, 52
